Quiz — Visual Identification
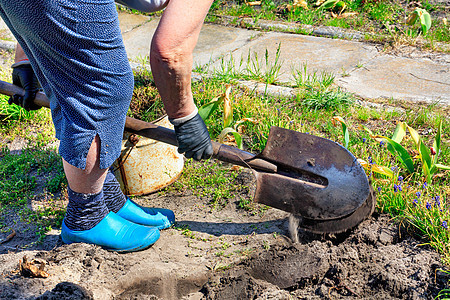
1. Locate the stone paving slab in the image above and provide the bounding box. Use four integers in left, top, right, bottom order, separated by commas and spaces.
337, 55, 450, 104
118, 11, 151, 34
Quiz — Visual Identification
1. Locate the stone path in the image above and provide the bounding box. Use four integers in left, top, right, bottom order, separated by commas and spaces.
1, 11, 449, 105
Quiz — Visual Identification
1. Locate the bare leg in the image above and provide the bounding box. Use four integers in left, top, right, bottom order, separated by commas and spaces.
63, 135, 107, 194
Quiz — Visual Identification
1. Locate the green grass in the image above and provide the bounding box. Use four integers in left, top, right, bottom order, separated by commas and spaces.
0, 146, 66, 243
167, 160, 241, 209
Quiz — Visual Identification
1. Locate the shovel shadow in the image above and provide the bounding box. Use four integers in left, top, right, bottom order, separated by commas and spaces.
174, 219, 288, 236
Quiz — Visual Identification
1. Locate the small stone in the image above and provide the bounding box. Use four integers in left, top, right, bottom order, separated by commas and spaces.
379, 229, 394, 245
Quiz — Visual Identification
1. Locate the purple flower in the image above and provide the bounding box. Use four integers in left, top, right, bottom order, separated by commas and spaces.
368, 156, 373, 164
393, 184, 398, 192
423, 182, 428, 189
398, 176, 404, 182
442, 221, 448, 229
398, 185, 402, 192
377, 187, 382, 193
426, 202, 431, 210
380, 140, 385, 146
391, 166, 398, 171
413, 199, 418, 206
434, 196, 441, 207
362, 138, 367, 143
416, 192, 421, 198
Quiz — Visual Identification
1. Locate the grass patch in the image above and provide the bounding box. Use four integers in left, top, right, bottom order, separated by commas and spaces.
0, 146, 66, 244
167, 160, 241, 209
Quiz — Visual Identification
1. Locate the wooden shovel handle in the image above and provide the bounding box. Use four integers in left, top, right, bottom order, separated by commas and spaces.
0, 80, 277, 173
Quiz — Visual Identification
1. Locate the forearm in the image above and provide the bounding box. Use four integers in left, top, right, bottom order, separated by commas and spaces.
150, 0, 213, 119
150, 44, 196, 119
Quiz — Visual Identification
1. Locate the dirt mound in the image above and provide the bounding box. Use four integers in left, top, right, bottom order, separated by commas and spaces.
201, 214, 448, 299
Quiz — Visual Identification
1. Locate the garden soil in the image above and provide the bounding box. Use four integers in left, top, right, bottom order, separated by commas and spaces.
0, 165, 449, 300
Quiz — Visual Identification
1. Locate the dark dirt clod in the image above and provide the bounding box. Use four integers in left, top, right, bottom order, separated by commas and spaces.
35, 282, 94, 300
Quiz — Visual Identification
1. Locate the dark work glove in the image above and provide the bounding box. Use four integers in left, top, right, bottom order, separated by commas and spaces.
9, 63, 41, 111
171, 112, 213, 161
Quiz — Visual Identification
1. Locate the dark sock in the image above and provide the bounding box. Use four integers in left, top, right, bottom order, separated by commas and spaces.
103, 168, 127, 213
64, 187, 109, 231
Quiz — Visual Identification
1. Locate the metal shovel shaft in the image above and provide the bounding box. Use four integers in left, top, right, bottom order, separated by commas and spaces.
0, 80, 277, 173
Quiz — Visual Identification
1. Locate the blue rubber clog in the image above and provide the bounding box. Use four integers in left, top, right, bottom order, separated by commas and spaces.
61, 212, 160, 252
116, 198, 175, 230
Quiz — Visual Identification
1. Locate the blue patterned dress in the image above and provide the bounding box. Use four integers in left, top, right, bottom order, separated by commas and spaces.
0, 0, 134, 170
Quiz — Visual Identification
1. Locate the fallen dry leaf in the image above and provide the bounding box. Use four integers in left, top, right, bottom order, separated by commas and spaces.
293, 0, 308, 10
230, 165, 243, 171
246, 1, 261, 6
19, 256, 49, 278
315, 0, 326, 6
337, 12, 358, 18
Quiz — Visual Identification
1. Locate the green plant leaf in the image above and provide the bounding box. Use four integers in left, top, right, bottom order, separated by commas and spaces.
435, 164, 450, 171
407, 125, 421, 147
433, 120, 442, 164
198, 97, 222, 121
407, 8, 432, 34
387, 122, 407, 155
406, 10, 419, 26
223, 86, 233, 128
417, 8, 432, 34
422, 156, 431, 183
332, 116, 349, 148
319, 0, 339, 10
218, 127, 243, 149
373, 135, 415, 174
231, 132, 243, 149
419, 140, 432, 170
391, 122, 407, 143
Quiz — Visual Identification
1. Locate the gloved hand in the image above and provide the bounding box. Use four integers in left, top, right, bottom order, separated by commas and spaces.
170, 110, 213, 161
9, 63, 41, 111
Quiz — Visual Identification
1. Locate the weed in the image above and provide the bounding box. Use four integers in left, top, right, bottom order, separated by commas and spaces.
291, 63, 335, 89
301, 86, 355, 111
263, 240, 270, 250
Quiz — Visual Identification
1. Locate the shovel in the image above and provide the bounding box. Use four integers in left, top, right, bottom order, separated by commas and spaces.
0, 80, 374, 233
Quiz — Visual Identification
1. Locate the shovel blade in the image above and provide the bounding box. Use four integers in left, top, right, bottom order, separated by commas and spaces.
252, 127, 370, 220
